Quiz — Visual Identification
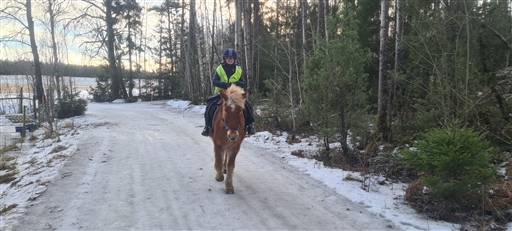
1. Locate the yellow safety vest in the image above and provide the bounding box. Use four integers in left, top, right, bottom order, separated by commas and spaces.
214, 65, 243, 94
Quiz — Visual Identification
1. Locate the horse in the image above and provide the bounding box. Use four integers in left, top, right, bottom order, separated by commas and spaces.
210, 85, 247, 194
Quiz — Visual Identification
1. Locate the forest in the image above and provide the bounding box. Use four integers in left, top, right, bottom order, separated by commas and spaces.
1, 0, 511, 229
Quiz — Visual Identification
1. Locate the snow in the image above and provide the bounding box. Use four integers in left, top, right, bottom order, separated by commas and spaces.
0, 99, 510, 230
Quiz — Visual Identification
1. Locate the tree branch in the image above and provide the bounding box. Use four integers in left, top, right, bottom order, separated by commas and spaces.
481, 23, 512, 52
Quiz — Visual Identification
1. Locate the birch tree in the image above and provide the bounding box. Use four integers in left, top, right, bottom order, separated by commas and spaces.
377, 0, 390, 141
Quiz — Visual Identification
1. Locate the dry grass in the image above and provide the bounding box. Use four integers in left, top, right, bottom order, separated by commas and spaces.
49, 145, 67, 154
0, 204, 18, 216
28, 134, 38, 141
62, 120, 74, 128
484, 181, 512, 212
0, 144, 19, 155
405, 180, 424, 202
0, 157, 15, 171
0, 171, 17, 184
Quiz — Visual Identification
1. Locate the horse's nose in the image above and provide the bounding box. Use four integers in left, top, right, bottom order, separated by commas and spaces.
227, 132, 239, 142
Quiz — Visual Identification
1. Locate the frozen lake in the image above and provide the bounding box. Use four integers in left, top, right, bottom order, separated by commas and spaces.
0, 75, 97, 115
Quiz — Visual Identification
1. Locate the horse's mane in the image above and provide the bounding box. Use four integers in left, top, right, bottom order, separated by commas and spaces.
225, 85, 246, 109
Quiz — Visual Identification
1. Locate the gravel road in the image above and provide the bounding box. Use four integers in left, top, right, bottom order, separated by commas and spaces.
13, 101, 398, 230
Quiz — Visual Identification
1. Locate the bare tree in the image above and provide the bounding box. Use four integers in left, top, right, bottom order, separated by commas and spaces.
301, 0, 309, 68
180, 0, 187, 97
80, 0, 124, 99
252, 0, 260, 91
235, 0, 243, 58
390, 0, 404, 125
44, 0, 69, 132
1, 1, 46, 105
197, 1, 206, 97
24, 0, 46, 107
208, 0, 218, 95
185, 0, 199, 101
377, 0, 390, 141
394, 0, 403, 72
46, 0, 63, 101
242, 0, 253, 91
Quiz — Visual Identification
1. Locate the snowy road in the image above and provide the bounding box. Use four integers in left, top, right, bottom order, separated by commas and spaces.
13, 101, 397, 230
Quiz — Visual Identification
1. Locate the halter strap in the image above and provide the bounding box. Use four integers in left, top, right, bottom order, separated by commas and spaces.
221, 118, 242, 132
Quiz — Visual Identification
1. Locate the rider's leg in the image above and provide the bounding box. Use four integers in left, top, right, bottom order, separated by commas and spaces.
202, 95, 221, 136
244, 101, 255, 135
201, 102, 212, 136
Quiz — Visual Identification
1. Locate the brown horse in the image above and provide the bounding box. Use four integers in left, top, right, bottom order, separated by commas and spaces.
211, 85, 247, 194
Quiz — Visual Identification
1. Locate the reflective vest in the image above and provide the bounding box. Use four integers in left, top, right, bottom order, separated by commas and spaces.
214, 65, 243, 93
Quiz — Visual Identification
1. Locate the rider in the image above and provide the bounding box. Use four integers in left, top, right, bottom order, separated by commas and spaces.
201, 48, 255, 137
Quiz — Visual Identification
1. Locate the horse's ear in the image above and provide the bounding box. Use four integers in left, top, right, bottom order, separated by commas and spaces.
242, 92, 248, 99
219, 89, 228, 101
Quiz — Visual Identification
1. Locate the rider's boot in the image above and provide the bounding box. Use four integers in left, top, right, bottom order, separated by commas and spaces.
201, 126, 211, 136
246, 124, 255, 135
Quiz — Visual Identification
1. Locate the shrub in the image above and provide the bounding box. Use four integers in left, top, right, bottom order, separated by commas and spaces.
55, 92, 88, 119
88, 74, 112, 102
402, 126, 498, 199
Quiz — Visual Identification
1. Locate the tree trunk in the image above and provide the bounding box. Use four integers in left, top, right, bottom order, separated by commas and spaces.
324, 0, 329, 42
105, 0, 120, 99
48, 0, 61, 101
300, 0, 309, 106
180, 0, 186, 97
253, 0, 260, 91
186, 0, 198, 101
317, 0, 325, 38
26, 0, 45, 105
287, 38, 296, 132
394, 0, 403, 72
128, 14, 133, 98
390, 0, 403, 137
47, 0, 60, 132
209, 0, 217, 95
301, 0, 308, 68
235, 0, 243, 59
377, 0, 390, 141
243, 0, 253, 91
197, 3, 205, 98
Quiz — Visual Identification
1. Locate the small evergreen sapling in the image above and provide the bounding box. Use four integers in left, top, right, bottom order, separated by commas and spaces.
402, 126, 498, 199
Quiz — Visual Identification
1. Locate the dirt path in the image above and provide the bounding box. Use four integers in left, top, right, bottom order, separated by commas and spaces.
13, 101, 398, 230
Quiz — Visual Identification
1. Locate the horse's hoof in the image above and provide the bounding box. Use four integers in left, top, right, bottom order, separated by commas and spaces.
215, 175, 224, 182
225, 188, 234, 194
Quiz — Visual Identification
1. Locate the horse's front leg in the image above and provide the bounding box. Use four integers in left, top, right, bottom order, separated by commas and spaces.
225, 147, 240, 194
214, 145, 224, 182
222, 151, 227, 174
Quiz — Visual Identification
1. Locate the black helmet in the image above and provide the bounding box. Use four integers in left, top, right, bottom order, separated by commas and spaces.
223, 48, 237, 59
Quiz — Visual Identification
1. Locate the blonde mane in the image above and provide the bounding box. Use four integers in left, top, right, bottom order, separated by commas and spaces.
225, 85, 246, 109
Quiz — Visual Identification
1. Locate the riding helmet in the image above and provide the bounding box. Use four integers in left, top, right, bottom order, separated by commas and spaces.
223, 48, 237, 59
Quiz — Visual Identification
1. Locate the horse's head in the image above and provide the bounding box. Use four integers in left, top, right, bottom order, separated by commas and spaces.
219, 85, 247, 142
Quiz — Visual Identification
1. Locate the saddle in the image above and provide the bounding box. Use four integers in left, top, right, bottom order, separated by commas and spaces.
205, 94, 252, 134
205, 95, 222, 133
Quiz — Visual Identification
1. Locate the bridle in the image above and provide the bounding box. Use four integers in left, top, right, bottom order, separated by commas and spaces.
220, 103, 243, 132
221, 118, 242, 132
